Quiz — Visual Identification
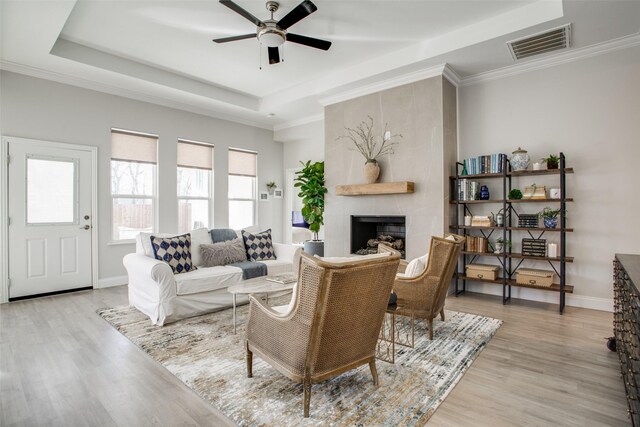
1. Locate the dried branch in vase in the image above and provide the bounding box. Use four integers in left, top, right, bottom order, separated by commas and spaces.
336, 116, 402, 163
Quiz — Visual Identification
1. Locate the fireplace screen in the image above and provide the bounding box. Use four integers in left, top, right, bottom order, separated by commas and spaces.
351, 215, 406, 259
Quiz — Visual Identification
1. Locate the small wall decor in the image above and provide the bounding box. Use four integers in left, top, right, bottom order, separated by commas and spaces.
336, 116, 402, 184
266, 181, 277, 195
259, 191, 269, 201
273, 188, 283, 199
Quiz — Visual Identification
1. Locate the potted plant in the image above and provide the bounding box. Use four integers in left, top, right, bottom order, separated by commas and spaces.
508, 189, 523, 200
266, 181, 277, 195
294, 161, 327, 256
493, 237, 511, 254
336, 116, 402, 184
539, 207, 563, 229
545, 154, 560, 169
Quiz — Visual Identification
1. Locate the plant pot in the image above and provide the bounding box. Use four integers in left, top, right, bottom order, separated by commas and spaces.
304, 240, 324, 257
543, 217, 558, 229
267, 187, 275, 195
494, 243, 504, 254
547, 163, 558, 170
364, 160, 380, 184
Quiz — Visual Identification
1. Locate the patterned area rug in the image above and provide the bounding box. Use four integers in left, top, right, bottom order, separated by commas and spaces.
98, 304, 501, 426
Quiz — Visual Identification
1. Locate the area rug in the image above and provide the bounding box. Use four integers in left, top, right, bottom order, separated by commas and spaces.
98, 304, 501, 426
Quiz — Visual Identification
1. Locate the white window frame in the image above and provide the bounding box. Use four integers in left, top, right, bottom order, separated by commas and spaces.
109, 128, 158, 243
177, 139, 214, 232
228, 148, 257, 229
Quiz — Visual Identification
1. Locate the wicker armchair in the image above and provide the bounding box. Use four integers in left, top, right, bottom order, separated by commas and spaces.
378, 234, 465, 340
245, 251, 400, 418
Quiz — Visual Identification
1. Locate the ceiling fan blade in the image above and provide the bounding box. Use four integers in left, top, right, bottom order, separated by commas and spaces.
212, 33, 256, 43
219, 0, 264, 27
286, 33, 331, 51
276, 0, 317, 30
268, 46, 281, 64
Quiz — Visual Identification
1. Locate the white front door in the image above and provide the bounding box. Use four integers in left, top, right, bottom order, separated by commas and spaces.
7, 138, 94, 299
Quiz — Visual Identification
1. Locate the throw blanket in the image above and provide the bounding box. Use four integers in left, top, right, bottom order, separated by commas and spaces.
211, 228, 238, 243
229, 261, 267, 280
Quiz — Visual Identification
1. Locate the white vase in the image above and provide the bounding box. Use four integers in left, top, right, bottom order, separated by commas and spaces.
364, 160, 380, 184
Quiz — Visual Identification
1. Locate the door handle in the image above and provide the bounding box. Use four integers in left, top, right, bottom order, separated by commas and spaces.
80, 225, 91, 230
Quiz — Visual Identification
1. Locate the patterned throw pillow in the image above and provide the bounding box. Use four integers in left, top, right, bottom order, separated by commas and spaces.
151, 233, 197, 274
241, 228, 277, 261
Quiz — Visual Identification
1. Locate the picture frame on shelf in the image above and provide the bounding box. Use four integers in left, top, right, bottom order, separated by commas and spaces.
273, 188, 283, 199
259, 191, 269, 202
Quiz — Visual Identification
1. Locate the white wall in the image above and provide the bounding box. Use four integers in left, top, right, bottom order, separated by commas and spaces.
275, 120, 325, 242
0, 71, 283, 284
458, 45, 640, 310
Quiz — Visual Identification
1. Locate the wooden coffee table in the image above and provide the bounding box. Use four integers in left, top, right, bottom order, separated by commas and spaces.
227, 276, 296, 334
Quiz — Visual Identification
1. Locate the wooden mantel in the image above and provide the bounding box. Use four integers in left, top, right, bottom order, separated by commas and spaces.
335, 181, 415, 196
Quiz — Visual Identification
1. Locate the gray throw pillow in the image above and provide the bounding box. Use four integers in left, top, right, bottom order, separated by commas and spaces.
200, 238, 247, 267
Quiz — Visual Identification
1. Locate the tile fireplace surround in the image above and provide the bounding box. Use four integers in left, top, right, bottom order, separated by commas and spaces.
323, 75, 458, 260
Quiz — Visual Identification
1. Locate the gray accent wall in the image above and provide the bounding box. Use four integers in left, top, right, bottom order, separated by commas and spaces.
0, 71, 283, 284
324, 76, 457, 261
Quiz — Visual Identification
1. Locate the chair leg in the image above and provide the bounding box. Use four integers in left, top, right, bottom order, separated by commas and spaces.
440, 309, 445, 321
303, 377, 311, 418
246, 348, 253, 378
428, 318, 434, 340
369, 360, 379, 386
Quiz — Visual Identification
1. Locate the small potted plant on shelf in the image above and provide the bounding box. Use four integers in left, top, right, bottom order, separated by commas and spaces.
545, 154, 560, 169
266, 181, 277, 195
508, 189, 523, 200
492, 237, 511, 254
539, 207, 564, 229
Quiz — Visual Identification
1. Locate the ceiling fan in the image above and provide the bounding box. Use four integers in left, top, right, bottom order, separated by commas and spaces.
213, 0, 331, 65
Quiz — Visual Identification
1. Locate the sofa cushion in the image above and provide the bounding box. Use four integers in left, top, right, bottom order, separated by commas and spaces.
257, 259, 293, 276
242, 228, 276, 261
138, 232, 174, 257
151, 234, 197, 274
200, 238, 247, 267
190, 227, 212, 267
175, 266, 243, 296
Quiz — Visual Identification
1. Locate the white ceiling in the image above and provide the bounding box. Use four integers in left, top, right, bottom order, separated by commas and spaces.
1, 1, 639, 129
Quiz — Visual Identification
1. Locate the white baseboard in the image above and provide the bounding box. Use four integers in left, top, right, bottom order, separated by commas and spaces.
97, 275, 128, 289
448, 283, 613, 312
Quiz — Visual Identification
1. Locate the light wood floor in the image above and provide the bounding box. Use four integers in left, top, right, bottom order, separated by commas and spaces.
0, 286, 628, 426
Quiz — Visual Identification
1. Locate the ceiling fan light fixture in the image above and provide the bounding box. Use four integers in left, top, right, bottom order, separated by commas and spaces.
258, 27, 285, 47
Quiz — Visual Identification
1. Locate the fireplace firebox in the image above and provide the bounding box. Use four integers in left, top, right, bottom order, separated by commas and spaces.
351, 215, 406, 259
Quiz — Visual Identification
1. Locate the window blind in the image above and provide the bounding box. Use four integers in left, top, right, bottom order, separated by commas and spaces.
177, 140, 213, 170
228, 148, 257, 177
111, 130, 158, 164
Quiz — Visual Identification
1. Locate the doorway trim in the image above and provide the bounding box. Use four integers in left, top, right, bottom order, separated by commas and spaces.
1, 136, 99, 303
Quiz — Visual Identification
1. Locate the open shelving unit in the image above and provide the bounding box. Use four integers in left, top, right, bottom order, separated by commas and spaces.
450, 153, 573, 313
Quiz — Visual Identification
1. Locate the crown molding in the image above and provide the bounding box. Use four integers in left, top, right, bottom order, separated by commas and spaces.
319, 63, 457, 107
460, 32, 640, 87
273, 114, 324, 132
0, 60, 273, 131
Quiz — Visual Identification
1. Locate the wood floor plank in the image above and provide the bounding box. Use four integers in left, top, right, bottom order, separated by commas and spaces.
0, 286, 629, 426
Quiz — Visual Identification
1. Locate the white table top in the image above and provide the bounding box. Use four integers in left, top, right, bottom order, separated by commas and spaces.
227, 276, 296, 295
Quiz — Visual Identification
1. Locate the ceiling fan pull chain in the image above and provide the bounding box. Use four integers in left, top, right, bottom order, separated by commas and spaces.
282, 43, 284, 62
259, 42, 262, 70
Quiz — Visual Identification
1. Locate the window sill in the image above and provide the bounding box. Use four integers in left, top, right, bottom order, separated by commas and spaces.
107, 239, 136, 246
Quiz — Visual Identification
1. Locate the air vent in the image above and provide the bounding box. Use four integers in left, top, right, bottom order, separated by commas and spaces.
507, 24, 572, 61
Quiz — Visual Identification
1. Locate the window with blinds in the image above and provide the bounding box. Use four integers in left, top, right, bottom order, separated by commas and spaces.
110, 129, 157, 240
177, 140, 214, 233
228, 148, 257, 230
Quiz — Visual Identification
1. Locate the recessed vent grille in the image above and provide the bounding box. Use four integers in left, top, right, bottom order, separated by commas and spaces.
507, 24, 572, 60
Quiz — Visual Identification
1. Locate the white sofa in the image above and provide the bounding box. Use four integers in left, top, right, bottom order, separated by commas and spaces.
123, 227, 302, 325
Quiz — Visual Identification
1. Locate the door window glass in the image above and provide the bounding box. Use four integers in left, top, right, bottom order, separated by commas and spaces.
27, 157, 77, 224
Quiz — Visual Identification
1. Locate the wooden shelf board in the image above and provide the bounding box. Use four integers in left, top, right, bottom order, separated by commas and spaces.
449, 168, 574, 180
335, 181, 414, 196
461, 251, 574, 262
456, 275, 574, 293
451, 225, 503, 230
509, 198, 573, 203
451, 198, 573, 204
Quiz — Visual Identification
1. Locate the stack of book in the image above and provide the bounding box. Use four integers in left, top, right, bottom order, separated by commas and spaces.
462, 153, 507, 175
522, 238, 546, 257
465, 236, 488, 253
471, 216, 493, 227
518, 214, 539, 228
457, 179, 480, 201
